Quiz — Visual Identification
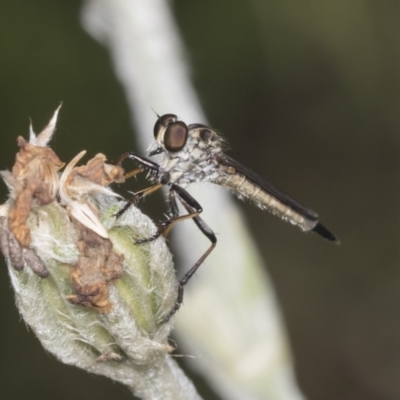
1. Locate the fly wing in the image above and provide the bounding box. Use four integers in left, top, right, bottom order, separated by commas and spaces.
214, 154, 338, 242
216, 154, 318, 219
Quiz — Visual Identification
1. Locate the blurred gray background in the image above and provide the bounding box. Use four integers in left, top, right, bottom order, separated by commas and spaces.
0, 1, 399, 399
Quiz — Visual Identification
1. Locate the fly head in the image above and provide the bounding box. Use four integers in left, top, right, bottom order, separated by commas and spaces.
151, 114, 189, 155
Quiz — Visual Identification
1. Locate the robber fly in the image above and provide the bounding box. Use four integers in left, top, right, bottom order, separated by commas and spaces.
114, 114, 338, 322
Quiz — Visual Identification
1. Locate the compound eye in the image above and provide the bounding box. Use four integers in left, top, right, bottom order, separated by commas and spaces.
153, 114, 177, 138
164, 121, 188, 152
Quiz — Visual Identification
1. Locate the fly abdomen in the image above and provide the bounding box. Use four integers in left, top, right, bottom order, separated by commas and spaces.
214, 172, 318, 232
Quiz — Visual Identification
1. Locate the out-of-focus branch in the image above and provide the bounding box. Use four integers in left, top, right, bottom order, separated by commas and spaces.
81, 1, 306, 399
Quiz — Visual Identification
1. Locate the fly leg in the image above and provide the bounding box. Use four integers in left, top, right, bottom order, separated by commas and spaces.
134, 190, 200, 243
124, 168, 142, 180
135, 189, 181, 243
114, 183, 163, 219
167, 188, 180, 218
113, 151, 160, 174
112, 152, 162, 218
159, 184, 217, 323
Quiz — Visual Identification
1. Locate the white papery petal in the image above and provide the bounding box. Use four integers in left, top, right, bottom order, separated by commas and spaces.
67, 200, 109, 238
31, 103, 62, 147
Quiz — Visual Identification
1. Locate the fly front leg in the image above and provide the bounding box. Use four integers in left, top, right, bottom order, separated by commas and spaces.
112, 152, 162, 218
160, 184, 217, 323
113, 151, 161, 174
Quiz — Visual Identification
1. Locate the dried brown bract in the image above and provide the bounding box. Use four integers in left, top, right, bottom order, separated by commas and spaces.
0, 107, 127, 299
7, 136, 64, 247
67, 152, 125, 188
68, 223, 124, 312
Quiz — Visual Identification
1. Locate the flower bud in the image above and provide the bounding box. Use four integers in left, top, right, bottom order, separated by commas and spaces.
0, 108, 200, 399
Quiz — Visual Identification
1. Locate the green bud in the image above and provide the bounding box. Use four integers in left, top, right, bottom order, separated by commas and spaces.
0, 108, 202, 400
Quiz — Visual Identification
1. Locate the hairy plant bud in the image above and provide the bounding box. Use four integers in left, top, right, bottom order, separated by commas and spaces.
0, 107, 201, 400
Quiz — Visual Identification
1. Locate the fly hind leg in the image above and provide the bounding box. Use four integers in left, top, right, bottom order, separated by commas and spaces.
159, 184, 217, 323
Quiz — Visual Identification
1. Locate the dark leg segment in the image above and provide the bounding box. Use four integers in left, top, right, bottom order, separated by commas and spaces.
135, 184, 201, 242
112, 152, 162, 218
113, 151, 161, 174
167, 189, 180, 218
160, 184, 217, 323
